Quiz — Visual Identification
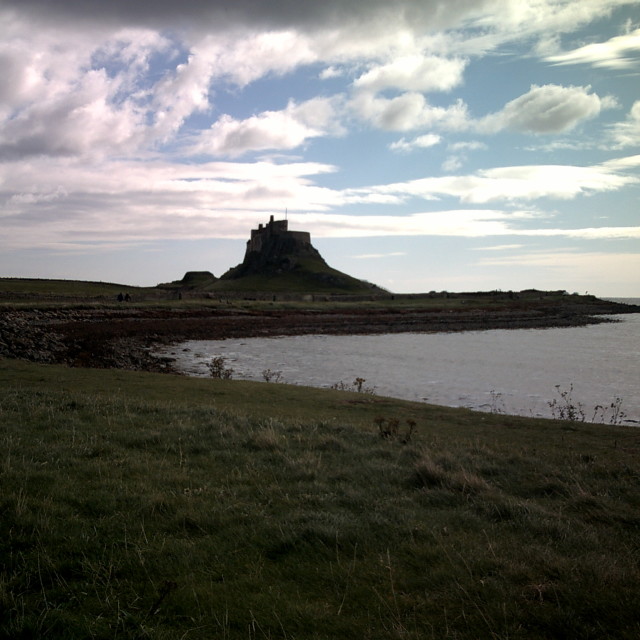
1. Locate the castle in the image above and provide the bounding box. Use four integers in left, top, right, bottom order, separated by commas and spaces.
245, 215, 311, 258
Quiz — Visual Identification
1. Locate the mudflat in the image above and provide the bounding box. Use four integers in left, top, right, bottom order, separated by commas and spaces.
1, 291, 637, 372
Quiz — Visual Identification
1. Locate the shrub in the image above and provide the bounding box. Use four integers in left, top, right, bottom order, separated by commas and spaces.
207, 356, 234, 379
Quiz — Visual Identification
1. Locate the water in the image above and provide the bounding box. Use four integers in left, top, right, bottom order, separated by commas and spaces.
157, 312, 640, 425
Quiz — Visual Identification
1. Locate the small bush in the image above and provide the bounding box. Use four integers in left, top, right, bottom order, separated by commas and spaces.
331, 377, 376, 394
262, 368, 284, 383
548, 384, 585, 422
208, 356, 234, 379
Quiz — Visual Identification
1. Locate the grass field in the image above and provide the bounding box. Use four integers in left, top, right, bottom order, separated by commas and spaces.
1, 357, 639, 639
0, 276, 585, 304
0, 277, 149, 297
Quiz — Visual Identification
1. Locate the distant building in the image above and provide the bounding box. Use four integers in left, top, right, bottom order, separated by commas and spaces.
245, 215, 311, 258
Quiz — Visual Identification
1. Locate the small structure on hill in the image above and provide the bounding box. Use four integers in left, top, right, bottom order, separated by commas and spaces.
223, 214, 325, 279
245, 215, 312, 257
215, 214, 387, 295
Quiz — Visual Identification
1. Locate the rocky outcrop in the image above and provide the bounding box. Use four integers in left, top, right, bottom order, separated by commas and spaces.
0, 309, 171, 372
0, 311, 67, 364
219, 215, 384, 292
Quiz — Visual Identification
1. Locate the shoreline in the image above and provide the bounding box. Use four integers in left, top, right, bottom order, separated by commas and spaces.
1, 296, 638, 373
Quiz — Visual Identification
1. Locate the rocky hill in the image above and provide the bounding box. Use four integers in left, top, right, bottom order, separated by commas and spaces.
216, 215, 384, 293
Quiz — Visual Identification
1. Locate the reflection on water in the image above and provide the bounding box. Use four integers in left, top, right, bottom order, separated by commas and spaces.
157, 314, 640, 425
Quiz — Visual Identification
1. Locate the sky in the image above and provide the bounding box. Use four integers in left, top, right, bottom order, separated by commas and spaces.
1, 0, 639, 296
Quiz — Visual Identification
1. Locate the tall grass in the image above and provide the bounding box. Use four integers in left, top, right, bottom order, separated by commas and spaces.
1, 359, 639, 638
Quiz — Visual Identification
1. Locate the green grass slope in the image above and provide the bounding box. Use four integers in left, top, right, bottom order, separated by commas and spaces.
0, 277, 147, 299
1, 358, 639, 639
214, 256, 383, 294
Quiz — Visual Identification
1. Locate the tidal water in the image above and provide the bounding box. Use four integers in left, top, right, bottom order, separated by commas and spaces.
158, 311, 640, 425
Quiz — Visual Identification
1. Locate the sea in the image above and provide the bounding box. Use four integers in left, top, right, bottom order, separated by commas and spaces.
156, 300, 640, 426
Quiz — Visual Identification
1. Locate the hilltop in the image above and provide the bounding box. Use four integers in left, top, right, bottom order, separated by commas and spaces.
212, 215, 384, 294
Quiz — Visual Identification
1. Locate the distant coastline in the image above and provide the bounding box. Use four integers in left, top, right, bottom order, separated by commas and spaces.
1, 283, 638, 373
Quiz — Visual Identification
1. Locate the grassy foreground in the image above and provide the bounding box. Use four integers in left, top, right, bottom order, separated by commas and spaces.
1, 358, 639, 639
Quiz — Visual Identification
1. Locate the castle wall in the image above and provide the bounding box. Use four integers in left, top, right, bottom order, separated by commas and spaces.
245, 216, 310, 257
288, 231, 311, 245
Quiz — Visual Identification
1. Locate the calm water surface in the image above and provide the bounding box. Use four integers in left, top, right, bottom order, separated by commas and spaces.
158, 312, 640, 425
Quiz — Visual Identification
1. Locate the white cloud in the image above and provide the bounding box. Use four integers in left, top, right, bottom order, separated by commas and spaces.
609, 101, 640, 148
473, 244, 525, 251
0, 67, 145, 159
546, 28, 640, 68
297, 211, 528, 238
448, 141, 487, 152
353, 54, 467, 93
194, 31, 316, 88
470, 0, 639, 42
191, 97, 344, 157
389, 133, 441, 152
0, 156, 343, 250
3, 149, 638, 255
351, 91, 470, 131
442, 140, 487, 172
296, 211, 640, 240
480, 84, 611, 134
350, 157, 639, 203
442, 156, 464, 172
1, 2, 630, 163
0, 23, 178, 159
352, 252, 407, 259
319, 66, 343, 79
353, 84, 613, 137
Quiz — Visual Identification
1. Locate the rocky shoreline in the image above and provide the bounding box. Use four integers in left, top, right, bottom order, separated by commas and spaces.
2, 297, 639, 374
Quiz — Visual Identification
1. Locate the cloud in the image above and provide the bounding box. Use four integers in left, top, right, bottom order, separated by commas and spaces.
351, 92, 470, 131
389, 133, 442, 152
0, 157, 342, 249
473, 244, 525, 251
1, 1, 628, 165
353, 54, 468, 93
0, 1, 496, 34
293, 211, 640, 240
190, 97, 344, 157
188, 31, 317, 89
353, 84, 613, 137
480, 84, 612, 134
0, 23, 175, 159
3, 149, 638, 255
3, 150, 639, 251
0, 68, 147, 160
546, 27, 640, 68
448, 141, 487, 152
352, 252, 407, 259
442, 140, 487, 172
350, 156, 639, 203
608, 101, 640, 148
442, 156, 464, 172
